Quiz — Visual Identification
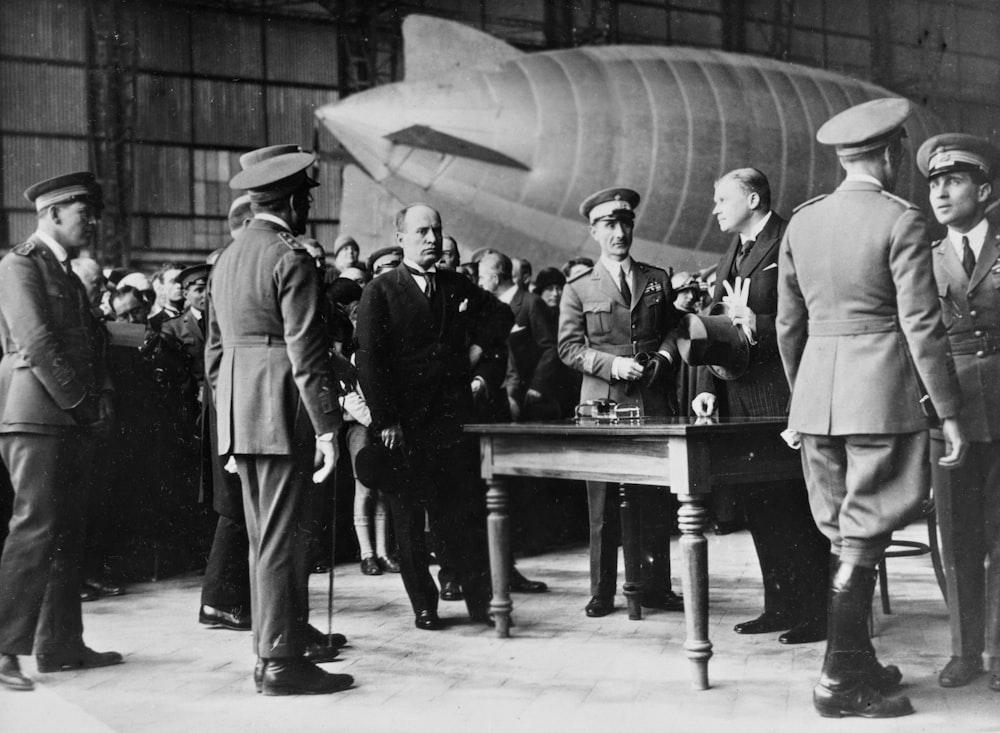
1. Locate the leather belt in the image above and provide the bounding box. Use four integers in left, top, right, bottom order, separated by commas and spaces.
949, 333, 1000, 356
808, 316, 898, 336
227, 335, 286, 347
602, 339, 660, 356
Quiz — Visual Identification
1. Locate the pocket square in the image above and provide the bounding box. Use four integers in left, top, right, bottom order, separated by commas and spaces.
763, 263, 778, 271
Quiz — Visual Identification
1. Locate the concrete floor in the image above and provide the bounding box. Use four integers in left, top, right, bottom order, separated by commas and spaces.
0, 523, 996, 733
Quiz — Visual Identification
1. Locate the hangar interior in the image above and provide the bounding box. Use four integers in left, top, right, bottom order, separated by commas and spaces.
0, 0, 997, 268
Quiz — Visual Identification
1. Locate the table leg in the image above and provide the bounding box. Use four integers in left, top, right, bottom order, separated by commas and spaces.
486, 477, 512, 637
620, 483, 642, 620
677, 492, 712, 689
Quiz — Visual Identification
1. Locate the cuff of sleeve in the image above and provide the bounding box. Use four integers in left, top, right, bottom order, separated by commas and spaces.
656, 349, 673, 364
316, 432, 335, 442
611, 356, 624, 380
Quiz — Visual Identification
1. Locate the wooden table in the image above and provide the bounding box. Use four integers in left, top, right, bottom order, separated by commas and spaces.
465, 416, 801, 690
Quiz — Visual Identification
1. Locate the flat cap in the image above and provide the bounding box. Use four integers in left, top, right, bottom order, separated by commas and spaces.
367, 245, 404, 273
24, 171, 103, 212
229, 144, 318, 198
816, 98, 912, 156
177, 263, 211, 289
916, 133, 1000, 181
580, 187, 640, 224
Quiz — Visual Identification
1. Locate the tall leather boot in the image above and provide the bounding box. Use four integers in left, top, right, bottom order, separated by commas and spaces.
813, 562, 913, 718
821, 555, 901, 692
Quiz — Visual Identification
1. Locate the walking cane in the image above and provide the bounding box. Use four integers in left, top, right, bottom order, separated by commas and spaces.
326, 470, 337, 648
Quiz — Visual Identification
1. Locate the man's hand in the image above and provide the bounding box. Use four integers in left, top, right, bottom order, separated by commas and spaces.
313, 436, 339, 484
381, 423, 405, 452
691, 392, 716, 417
937, 417, 968, 469
613, 356, 644, 381
524, 388, 544, 405
468, 344, 484, 369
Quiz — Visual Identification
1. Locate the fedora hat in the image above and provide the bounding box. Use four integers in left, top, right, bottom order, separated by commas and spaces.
354, 442, 412, 494
677, 304, 750, 381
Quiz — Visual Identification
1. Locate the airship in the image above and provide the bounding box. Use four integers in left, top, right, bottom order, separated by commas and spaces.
317, 15, 940, 270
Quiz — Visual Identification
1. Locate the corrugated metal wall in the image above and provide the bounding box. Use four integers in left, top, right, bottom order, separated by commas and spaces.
0, 0, 344, 269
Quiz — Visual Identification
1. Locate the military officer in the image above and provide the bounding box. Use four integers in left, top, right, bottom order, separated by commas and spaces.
0, 172, 122, 692
916, 133, 1000, 692
205, 145, 352, 696
777, 98, 966, 718
558, 187, 683, 618
162, 263, 210, 391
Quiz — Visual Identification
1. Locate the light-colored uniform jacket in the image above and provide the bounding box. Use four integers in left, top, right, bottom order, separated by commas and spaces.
777, 179, 961, 434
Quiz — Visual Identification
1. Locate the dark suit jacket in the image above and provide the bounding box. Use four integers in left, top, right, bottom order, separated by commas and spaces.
355, 263, 513, 454
505, 287, 561, 405
205, 218, 341, 455
0, 235, 110, 434
696, 212, 789, 417
778, 179, 961, 434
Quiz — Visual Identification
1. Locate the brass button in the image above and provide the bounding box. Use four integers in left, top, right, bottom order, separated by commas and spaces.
975, 330, 983, 337
977, 350, 985, 358
970, 310, 978, 317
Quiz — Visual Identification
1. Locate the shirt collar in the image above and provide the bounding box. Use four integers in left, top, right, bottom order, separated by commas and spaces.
600, 255, 632, 279
33, 230, 69, 263
843, 173, 884, 188
190, 306, 203, 320
498, 284, 519, 304
740, 210, 773, 245
403, 258, 436, 275
253, 212, 292, 231
948, 216, 990, 259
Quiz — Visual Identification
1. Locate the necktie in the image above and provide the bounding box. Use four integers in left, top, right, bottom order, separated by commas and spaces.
961, 236, 976, 278
407, 267, 435, 298
736, 239, 755, 269
619, 267, 632, 305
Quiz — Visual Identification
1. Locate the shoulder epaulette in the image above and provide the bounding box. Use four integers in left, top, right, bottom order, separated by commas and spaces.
277, 231, 306, 251
567, 267, 593, 283
634, 261, 666, 275
879, 190, 919, 211
11, 241, 35, 256
792, 194, 827, 213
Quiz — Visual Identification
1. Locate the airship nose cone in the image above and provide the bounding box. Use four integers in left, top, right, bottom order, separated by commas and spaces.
317, 86, 405, 181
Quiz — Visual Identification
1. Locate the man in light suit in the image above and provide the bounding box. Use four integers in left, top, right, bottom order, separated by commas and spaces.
205, 144, 352, 696
693, 168, 829, 645
355, 204, 513, 630
0, 172, 121, 691
558, 187, 683, 618
917, 133, 1000, 692
777, 98, 966, 718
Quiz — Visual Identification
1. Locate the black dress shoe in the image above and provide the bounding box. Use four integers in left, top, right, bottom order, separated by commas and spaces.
261, 658, 353, 696
360, 557, 382, 575
0, 654, 33, 692
199, 604, 251, 631
304, 644, 340, 664
509, 568, 548, 593
36, 646, 123, 673
733, 612, 792, 634
938, 656, 984, 687
415, 609, 443, 630
80, 584, 99, 603
641, 590, 684, 611
813, 679, 914, 718
85, 577, 125, 597
306, 625, 347, 649
989, 671, 1000, 692
778, 618, 826, 644
377, 555, 401, 573
440, 581, 463, 601
585, 596, 615, 617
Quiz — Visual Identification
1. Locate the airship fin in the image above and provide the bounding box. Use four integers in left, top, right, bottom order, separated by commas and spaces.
402, 14, 525, 82
385, 124, 530, 170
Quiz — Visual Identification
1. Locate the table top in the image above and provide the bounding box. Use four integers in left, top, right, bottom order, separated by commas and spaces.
465, 416, 789, 438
